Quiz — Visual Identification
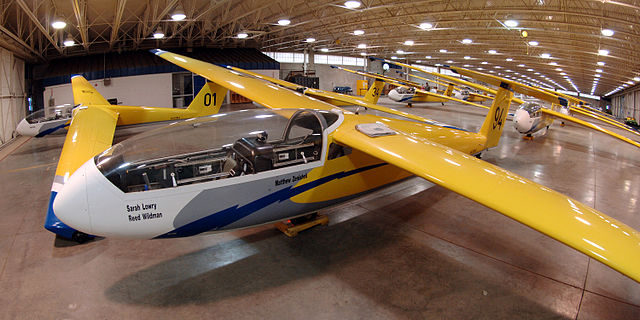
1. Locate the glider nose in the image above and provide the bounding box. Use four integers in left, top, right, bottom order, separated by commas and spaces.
387, 89, 401, 102
16, 118, 35, 137
513, 108, 533, 134
53, 164, 92, 234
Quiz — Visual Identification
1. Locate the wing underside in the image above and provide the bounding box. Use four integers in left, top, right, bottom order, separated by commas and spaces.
333, 116, 640, 282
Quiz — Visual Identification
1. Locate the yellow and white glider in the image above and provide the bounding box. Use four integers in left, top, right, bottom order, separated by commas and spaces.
48, 49, 640, 284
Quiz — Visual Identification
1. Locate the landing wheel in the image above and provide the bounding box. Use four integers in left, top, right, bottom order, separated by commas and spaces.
407, 103, 413, 108
71, 231, 89, 244
475, 153, 482, 159
441, 102, 445, 106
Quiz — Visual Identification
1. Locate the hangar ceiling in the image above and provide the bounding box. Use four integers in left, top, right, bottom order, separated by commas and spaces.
0, 0, 639, 97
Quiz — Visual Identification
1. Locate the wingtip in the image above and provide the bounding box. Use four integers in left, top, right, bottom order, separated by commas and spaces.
149, 49, 167, 55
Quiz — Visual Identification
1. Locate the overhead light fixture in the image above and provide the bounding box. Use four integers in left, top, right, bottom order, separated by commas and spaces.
360, 52, 367, 56
495, 66, 502, 69
527, 68, 533, 71
488, 49, 497, 54
462, 38, 472, 44
171, 4, 186, 21
153, 27, 165, 39
598, 49, 609, 56
439, 49, 447, 53
306, 37, 316, 42
597, 61, 605, 66
595, 74, 601, 77
396, 49, 404, 54
51, 18, 66, 29
278, 19, 291, 26
404, 40, 414, 46
320, 48, 329, 52
518, 64, 525, 67
446, 60, 454, 63
391, 56, 398, 60
601, 29, 614, 37
344, 1, 361, 9
540, 53, 551, 58
521, 30, 528, 38
528, 41, 539, 46
504, 20, 518, 28
425, 55, 432, 59
595, 69, 603, 73
477, 67, 484, 70
560, 72, 566, 75
555, 68, 563, 71
481, 61, 488, 64
464, 56, 471, 60
63, 35, 74, 47
353, 30, 365, 35
634, 77, 640, 82
237, 32, 249, 39
419, 22, 433, 30
549, 62, 558, 66
506, 58, 513, 61
357, 43, 366, 49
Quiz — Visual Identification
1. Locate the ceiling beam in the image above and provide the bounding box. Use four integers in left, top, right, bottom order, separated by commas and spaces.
110, 0, 127, 48
70, 0, 89, 50
15, 0, 61, 53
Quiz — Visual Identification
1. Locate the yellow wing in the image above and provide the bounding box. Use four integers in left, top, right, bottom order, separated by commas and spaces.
152, 50, 335, 111
570, 107, 640, 138
540, 109, 640, 148
53, 106, 118, 189
333, 114, 640, 282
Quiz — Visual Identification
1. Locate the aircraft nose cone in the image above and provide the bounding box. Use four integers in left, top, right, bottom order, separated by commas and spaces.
53, 165, 92, 234
387, 89, 401, 102
513, 108, 532, 134
16, 118, 34, 136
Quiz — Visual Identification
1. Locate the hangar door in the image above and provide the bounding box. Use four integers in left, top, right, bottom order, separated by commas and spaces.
0, 48, 25, 145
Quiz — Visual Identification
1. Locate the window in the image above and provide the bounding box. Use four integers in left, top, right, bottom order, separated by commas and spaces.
172, 73, 193, 108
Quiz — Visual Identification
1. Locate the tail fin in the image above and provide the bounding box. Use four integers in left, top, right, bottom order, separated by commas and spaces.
479, 82, 514, 149
363, 79, 385, 104
71, 75, 110, 106
444, 83, 454, 96
186, 81, 229, 116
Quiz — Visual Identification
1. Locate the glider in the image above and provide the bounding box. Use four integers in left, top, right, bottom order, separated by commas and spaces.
48, 50, 640, 284
376, 58, 640, 149
43, 75, 228, 241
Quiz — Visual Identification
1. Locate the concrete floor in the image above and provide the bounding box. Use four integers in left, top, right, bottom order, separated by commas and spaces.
0, 99, 639, 319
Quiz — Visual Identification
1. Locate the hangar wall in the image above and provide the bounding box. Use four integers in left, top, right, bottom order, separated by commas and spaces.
279, 63, 364, 92
610, 87, 640, 120
0, 48, 25, 145
44, 73, 173, 108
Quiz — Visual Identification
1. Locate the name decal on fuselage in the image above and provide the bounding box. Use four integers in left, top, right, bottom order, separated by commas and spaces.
275, 173, 308, 186
126, 202, 163, 222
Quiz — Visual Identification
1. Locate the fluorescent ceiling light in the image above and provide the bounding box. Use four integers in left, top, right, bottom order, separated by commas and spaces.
404, 40, 414, 46
153, 28, 165, 39
446, 60, 454, 63
481, 61, 488, 64
528, 41, 539, 46
391, 56, 398, 60
598, 49, 609, 56
419, 23, 433, 30
320, 48, 329, 52
439, 49, 447, 53
306, 37, 316, 42
353, 30, 365, 35
464, 56, 471, 60
518, 64, 525, 67
504, 20, 518, 28
344, 1, 361, 9
63, 36, 74, 47
425, 55, 432, 59
601, 29, 614, 37
634, 77, 640, 81
462, 39, 472, 44
506, 58, 513, 61
595, 69, 602, 73
540, 53, 551, 58
555, 68, 563, 71
597, 61, 605, 66
527, 68, 533, 71
358, 43, 366, 49
171, 13, 186, 21
549, 62, 558, 66
488, 49, 497, 54
396, 49, 404, 54
278, 19, 291, 26
360, 52, 367, 56
51, 20, 66, 29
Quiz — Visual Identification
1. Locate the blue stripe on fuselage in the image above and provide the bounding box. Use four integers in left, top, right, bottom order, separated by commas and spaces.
35, 122, 70, 138
156, 163, 387, 238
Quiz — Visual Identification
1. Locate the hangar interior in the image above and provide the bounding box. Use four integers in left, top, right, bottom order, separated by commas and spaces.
1, 0, 640, 319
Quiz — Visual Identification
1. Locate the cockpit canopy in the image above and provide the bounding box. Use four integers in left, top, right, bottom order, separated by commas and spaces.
95, 108, 339, 193
520, 101, 544, 118
25, 105, 74, 124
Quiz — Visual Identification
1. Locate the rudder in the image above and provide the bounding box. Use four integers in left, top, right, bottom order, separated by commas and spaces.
186, 81, 228, 116
479, 82, 514, 149
363, 79, 385, 104
71, 75, 110, 106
